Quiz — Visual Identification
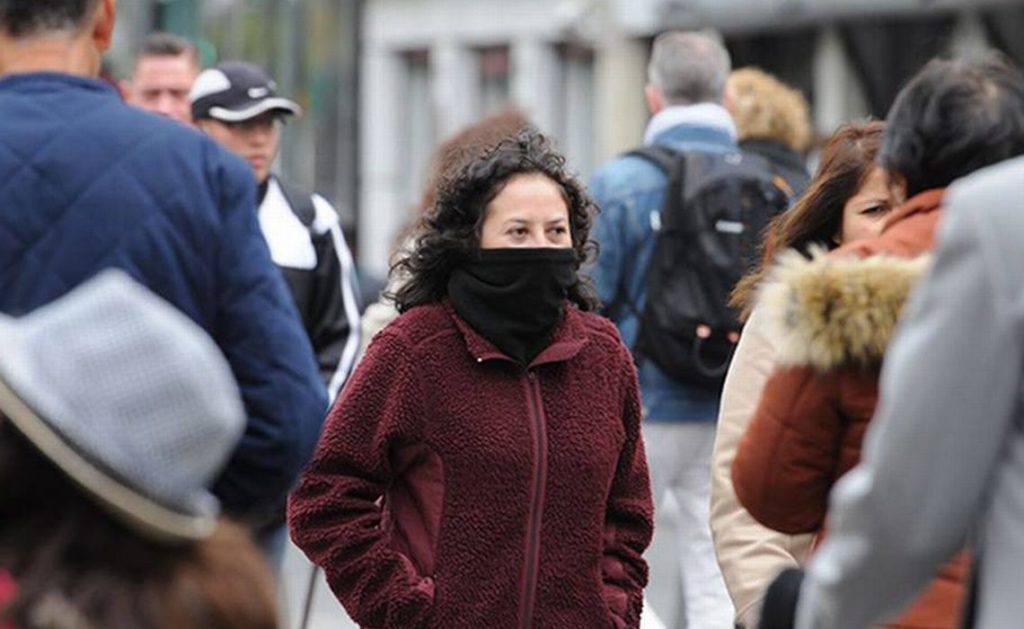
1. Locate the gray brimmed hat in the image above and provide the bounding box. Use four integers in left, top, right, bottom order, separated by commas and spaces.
190, 60, 302, 122
0, 271, 245, 542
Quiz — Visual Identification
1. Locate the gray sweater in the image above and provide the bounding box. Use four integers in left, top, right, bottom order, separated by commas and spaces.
795, 155, 1024, 629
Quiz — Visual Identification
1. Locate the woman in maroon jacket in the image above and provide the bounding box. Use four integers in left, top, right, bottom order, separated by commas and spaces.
288, 130, 654, 629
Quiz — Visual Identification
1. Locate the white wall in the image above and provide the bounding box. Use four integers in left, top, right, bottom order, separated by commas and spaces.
359, 0, 616, 277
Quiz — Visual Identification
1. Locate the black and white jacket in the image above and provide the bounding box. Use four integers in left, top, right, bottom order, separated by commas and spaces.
258, 176, 361, 401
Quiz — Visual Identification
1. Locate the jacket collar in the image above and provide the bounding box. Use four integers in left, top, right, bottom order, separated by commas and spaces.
443, 300, 589, 368
756, 188, 946, 371
741, 139, 805, 172
882, 188, 945, 232
644, 103, 738, 146
0, 71, 118, 97
759, 251, 931, 371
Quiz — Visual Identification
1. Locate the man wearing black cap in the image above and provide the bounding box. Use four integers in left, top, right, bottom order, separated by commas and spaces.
191, 61, 361, 566
192, 61, 362, 404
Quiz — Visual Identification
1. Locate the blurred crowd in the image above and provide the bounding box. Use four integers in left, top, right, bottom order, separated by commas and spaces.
2, 2, 1024, 629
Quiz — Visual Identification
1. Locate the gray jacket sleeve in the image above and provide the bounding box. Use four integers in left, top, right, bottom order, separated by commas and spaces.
796, 170, 1024, 629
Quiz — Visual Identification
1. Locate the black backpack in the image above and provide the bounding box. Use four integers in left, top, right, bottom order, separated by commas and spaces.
626, 146, 788, 389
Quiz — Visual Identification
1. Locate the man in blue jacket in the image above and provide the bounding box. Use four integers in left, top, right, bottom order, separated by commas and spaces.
0, 0, 328, 530
589, 30, 736, 629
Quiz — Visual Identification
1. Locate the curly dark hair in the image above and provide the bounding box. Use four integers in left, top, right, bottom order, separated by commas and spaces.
390, 128, 600, 313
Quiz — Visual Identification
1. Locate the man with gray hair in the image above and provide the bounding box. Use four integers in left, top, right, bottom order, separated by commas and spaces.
590, 30, 738, 629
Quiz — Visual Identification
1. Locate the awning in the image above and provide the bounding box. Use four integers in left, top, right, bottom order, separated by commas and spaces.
615, 0, 1024, 35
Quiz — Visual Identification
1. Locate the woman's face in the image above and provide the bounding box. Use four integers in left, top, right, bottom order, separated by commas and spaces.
836, 166, 893, 245
479, 173, 573, 249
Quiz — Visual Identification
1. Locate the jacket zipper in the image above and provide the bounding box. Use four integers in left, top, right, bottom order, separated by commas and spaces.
519, 371, 548, 629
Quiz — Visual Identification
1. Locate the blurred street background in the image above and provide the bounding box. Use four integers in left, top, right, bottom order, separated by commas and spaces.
108, 0, 1024, 292
99, 2, 1024, 627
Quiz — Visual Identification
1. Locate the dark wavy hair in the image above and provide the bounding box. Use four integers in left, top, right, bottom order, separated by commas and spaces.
882, 53, 1024, 198
390, 128, 600, 313
0, 0, 98, 37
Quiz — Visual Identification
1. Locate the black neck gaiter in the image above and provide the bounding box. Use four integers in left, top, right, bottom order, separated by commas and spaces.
447, 248, 578, 365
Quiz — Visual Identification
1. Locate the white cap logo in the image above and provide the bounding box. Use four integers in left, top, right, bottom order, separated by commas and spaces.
189, 69, 231, 102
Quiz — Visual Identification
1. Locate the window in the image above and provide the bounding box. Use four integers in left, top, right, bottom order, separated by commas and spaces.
478, 46, 512, 117
556, 44, 597, 178
840, 14, 957, 117
400, 50, 436, 212
726, 28, 818, 112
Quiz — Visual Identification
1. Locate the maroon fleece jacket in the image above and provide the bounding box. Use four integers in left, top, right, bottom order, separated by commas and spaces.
288, 301, 653, 628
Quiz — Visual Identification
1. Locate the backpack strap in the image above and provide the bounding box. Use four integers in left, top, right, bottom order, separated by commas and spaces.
626, 145, 691, 236
625, 145, 684, 174
602, 146, 690, 324
276, 178, 317, 230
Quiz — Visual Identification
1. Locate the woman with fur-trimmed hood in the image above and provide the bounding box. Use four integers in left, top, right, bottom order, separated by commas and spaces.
711, 121, 891, 629
733, 55, 1024, 629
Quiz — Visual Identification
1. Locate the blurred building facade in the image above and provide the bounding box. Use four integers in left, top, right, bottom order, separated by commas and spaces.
108, 0, 1024, 278
358, 0, 1024, 277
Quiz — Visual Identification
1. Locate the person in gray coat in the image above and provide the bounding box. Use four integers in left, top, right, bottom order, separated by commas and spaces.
759, 154, 1024, 629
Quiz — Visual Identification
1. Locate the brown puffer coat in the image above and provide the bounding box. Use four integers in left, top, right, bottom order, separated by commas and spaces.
732, 189, 968, 628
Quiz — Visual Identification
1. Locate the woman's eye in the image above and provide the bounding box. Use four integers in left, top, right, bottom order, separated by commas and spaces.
861, 204, 890, 216
509, 228, 528, 237
549, 226, 569, 235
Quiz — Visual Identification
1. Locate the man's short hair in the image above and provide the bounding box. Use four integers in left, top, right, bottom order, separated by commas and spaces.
881, 53, 1024, 197
137, 32, 200, 67
648, 31, 732, 106
0, 0, 99, 38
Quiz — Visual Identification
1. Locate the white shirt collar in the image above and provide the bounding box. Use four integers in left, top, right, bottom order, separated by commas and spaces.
643, 103, 738, 146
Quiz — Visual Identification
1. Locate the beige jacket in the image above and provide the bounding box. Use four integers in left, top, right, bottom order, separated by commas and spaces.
710, 305, 814, 628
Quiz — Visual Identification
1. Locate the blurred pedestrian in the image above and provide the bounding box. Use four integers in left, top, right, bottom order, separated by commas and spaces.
0, 272, 277, 629
193, 61, 361, 401
358, 108, 530, 359
125, 31, 200, 124
191, 59, 362, 566
289, 130, 654, 628
764, 153, 1024, 629
710, 120, 891, 629
726, 67, 813, 199
734, 54, 1024, 629
590, 30, 772, 629
0, 0, 328, 534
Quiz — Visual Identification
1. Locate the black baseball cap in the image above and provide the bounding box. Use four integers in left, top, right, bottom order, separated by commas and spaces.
190, 61, 301, 122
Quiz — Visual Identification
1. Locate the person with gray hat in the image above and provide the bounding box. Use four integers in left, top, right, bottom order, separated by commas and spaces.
0, 271, 278, 628
191, 60, 362, 404
0, 0, 329, 535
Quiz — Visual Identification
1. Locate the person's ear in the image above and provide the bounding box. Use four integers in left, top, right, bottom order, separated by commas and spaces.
92, 0, 117, 53
722, 81, 736, 113
645, 84, 665, 115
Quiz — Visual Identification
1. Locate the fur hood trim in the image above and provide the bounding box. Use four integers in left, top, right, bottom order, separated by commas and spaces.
758, 249, 931, 370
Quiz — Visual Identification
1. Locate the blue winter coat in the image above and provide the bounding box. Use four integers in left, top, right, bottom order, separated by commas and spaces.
0, 72, 328, 519
589, 122, 737, 423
